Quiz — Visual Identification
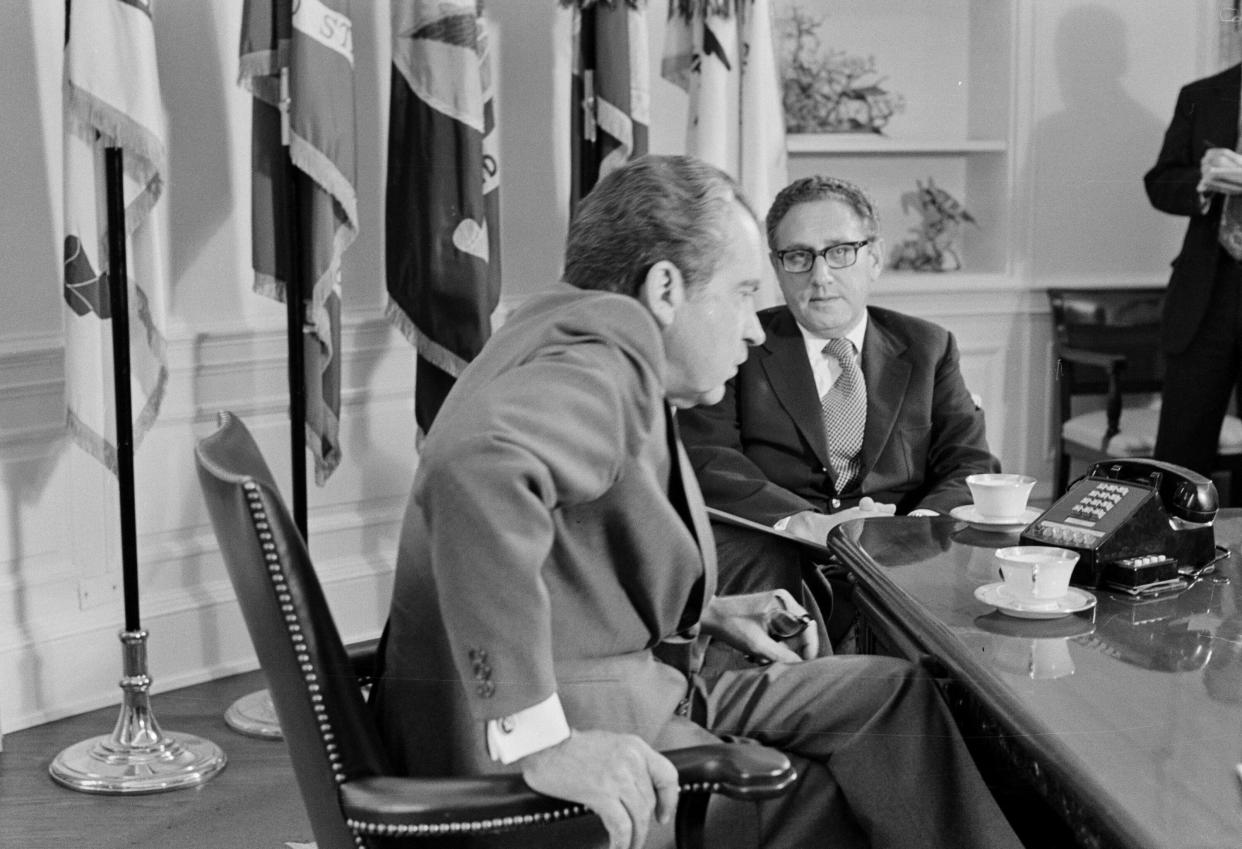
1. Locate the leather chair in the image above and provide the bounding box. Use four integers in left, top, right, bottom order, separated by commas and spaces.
195, 411, 796, 848
1046, 287, 1242, 497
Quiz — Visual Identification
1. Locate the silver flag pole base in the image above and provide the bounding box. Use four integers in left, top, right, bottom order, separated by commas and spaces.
223, 688, 282, 739
49, 630, 227, 795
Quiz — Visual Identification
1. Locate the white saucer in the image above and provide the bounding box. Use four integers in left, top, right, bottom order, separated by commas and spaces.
973, 582, 1097, 620
950, 504, 1042, 532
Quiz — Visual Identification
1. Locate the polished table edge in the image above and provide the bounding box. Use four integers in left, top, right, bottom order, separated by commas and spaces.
828, 518, 1149, 849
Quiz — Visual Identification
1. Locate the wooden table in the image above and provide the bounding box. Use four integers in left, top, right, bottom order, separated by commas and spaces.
829, 513, 1242, 849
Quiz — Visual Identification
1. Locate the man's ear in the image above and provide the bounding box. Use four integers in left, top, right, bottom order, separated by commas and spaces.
867, 237, 886, 278
638, 260, 686, 330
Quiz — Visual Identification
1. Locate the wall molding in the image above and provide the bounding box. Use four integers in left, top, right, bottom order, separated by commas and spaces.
0, 311, 416, 739
0, 558, 391, 733
0, 307, 414, 434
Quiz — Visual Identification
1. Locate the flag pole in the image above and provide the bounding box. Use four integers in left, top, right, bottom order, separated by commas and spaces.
50, 146, 227, 794
280, 66, 309, 540
222, 65, 305, 741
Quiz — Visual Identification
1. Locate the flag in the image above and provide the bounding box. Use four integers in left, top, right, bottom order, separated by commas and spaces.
662, 0, 787, 305
565, 0, 650, 216
386, 0, 500, 435
239, 0, 358, 485
63, 0, 169, 474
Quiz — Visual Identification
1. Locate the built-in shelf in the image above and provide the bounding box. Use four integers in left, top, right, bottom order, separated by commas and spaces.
787, 134, 1009, 156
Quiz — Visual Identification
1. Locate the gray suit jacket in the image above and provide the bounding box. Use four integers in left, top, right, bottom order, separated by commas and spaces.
680, 305, 1000, 522
372, 284, 717, 778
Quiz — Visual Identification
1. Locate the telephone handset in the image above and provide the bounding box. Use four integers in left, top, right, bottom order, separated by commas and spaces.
1019, 458, 1218, 591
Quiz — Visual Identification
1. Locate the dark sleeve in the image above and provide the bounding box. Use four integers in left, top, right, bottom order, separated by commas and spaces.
915, 331, 1001, 515
1144, 84, 1217, 219
680, 379, 816, 525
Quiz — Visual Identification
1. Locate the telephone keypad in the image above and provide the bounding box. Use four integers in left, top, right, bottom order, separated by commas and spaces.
1068, 482, 1130, 521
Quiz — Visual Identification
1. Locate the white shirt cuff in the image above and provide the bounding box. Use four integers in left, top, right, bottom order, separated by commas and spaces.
485, 693, 571, 765
774, 515, 793, 531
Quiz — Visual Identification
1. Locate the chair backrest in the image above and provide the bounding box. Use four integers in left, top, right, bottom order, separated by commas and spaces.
1046, 287, 1166, 397
196, 412, 390, 849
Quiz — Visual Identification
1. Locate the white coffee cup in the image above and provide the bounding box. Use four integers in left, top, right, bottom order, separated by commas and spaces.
966, 473, 1036, 521
995, 545, 1079, 604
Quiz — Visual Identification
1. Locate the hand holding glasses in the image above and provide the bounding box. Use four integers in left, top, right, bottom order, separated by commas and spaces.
746, 592, 816, 665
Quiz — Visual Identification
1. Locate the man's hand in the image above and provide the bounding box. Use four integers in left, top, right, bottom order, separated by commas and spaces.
1199, 147, 1242, 194
782, 497, 897, 545
520, 730, 679, 849
699, 589, 819, 662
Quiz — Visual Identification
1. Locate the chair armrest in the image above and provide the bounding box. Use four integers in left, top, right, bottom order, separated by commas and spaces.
1058, 346, 1128, 448
340, 773, 589, 838
664, 743, 795, 800
338, 742, 794, 840
1058, 346, 1125, 372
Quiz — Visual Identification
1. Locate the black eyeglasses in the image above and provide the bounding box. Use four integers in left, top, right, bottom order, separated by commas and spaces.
773, 240, 870, 273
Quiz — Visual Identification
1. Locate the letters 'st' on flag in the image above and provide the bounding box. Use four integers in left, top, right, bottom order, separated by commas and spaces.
239, 0, 359, 485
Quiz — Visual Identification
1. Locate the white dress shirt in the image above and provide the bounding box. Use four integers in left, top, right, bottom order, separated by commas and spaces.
485, 693, 571, 764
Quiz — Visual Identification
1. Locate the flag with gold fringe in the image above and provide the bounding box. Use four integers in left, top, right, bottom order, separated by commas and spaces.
662, 0, 787, 304
239, 0, 358, 484
63, 0, 169, 474
564, 0, 650, 217
386, 0, 501, 435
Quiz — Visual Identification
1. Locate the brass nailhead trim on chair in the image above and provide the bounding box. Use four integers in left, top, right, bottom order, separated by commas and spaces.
240, 482, 367, 849
344, 782, 723, 837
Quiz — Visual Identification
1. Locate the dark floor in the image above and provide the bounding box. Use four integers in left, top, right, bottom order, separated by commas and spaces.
0, 669, 311, 849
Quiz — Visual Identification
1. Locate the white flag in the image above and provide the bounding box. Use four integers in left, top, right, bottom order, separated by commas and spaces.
663, 0, 788, 306
63, 0, 169, 473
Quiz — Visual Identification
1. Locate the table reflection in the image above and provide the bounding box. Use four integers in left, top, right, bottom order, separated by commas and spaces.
830, 511, 1242, 849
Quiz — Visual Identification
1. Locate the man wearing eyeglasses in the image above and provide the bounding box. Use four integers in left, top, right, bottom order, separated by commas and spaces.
680, 176, 999, 645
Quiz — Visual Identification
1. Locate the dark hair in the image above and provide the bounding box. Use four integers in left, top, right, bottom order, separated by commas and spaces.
563, 154, 757, 297
765, 175, 879, 249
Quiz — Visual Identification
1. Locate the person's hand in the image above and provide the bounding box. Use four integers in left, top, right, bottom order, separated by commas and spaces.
908, 508, 939, 517
699, 588, 819, 662
1199, 147, 1242, 194
781, 498, 897, 545
520, 730, 679, 849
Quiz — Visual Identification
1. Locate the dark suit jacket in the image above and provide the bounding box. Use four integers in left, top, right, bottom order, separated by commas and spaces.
1144, 63, 1242, 354
372, 285, 718, 779
680, 305, 999, 523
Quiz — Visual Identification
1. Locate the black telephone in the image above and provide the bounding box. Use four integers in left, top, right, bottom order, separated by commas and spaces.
1019, 458, 1219, 591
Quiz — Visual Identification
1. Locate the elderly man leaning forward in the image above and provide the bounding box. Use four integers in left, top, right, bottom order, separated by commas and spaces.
679, 175, 1000, 645
369, 156, 1021, 849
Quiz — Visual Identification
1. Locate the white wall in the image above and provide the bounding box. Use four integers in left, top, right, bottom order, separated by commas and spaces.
0, 0, 1219, 738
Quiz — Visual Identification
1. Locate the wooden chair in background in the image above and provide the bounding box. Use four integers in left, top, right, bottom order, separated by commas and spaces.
1046, 287, 1242, 499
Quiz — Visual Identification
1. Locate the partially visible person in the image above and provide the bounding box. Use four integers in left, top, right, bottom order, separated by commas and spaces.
1144, 63, 1242, 476
679, 175, 999, 638
370, 155, 1022, 849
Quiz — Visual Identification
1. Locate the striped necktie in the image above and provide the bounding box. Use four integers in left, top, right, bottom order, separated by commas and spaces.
822, 338, 866, 492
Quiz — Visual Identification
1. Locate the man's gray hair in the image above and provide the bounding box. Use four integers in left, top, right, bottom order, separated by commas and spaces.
765, 175, 880, 248
564, 154, 758, 297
